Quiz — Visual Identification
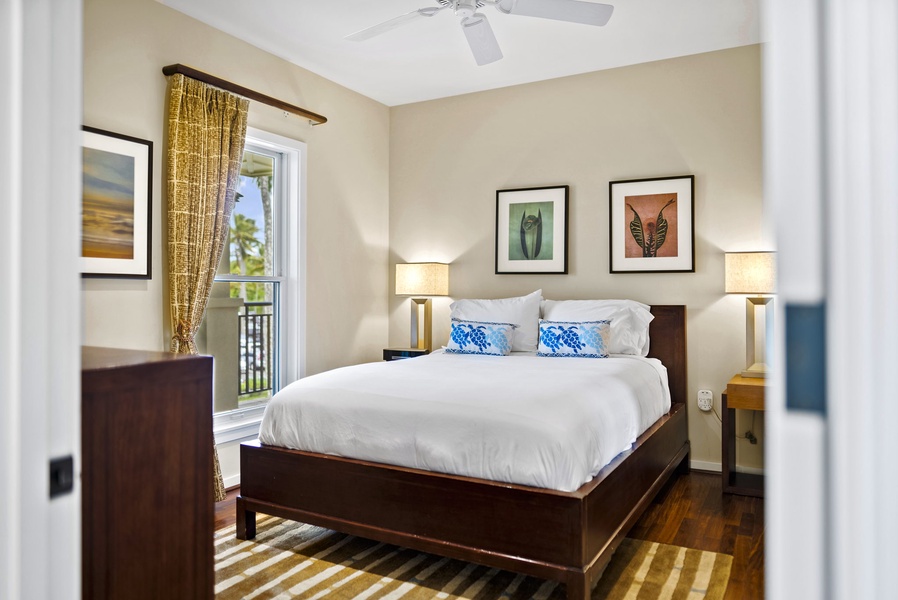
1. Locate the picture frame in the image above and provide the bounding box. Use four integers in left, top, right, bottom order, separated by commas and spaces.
609, 175, 694, 273
81, 126, 153, 278
495, 185, 569, 274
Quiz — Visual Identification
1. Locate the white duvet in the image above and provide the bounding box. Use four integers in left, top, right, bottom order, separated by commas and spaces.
259, 351, 671, 492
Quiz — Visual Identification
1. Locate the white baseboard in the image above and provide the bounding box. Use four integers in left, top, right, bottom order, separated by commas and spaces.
691, 460, 722, 473
736, 464, 765, 475
223, 473, 241, 490
690, 460, 764, 475
217, 436, 256, 492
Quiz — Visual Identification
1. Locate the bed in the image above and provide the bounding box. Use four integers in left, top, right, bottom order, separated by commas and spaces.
237, 304, 688, 599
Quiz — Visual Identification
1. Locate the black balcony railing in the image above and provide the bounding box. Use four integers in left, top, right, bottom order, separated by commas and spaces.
238, 302, 273, 398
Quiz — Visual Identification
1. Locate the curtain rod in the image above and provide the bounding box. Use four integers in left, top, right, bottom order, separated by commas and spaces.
162, 63, 328, 126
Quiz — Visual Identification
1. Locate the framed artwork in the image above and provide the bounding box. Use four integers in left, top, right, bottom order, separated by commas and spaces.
609, 175, 694, 273
81, 126, 152, 278
495, 185, 568, 274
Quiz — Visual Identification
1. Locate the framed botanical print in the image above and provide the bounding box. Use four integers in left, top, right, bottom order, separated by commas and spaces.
495, 185, 569, 274
81, 126, 153, 278
609, 175, 694, 273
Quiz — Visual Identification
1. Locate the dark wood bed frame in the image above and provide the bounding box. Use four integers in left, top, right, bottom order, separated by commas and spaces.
237, 305, 688, 599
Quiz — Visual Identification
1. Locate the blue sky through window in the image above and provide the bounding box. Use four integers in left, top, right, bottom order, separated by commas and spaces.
234, 175, 265, 232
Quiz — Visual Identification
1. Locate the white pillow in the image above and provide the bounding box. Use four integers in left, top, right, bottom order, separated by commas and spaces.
450, 289, 542, 352
540, 299, 653, 356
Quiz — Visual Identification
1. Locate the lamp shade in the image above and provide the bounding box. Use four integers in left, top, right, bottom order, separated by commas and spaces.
725, 252, 776, 294
395, 263, 449, 296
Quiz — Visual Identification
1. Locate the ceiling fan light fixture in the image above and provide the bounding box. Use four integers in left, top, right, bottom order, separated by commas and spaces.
455, 0, 479, 18
461, 12, 503, 65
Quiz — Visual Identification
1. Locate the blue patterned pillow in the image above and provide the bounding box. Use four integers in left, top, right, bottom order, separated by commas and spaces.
445, 319, 517, 356
537, 320, 611, 358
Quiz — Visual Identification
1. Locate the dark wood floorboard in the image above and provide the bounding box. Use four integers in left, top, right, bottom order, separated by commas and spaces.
214, 486, 239, 531
628, 471, 765, 599
214, 471, 764, 599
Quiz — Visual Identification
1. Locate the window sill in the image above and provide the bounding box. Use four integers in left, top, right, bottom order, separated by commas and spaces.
213, 405, 265, 445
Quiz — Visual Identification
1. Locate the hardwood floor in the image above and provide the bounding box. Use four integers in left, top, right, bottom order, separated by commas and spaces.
628, 471, 765, 599
214, 470, 764, 599
215, 486, 240, 531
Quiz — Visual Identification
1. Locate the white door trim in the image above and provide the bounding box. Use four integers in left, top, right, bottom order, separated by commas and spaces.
0, 1, 82, 598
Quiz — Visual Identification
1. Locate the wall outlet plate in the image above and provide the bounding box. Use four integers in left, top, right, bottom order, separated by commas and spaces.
697, 389, 713, 412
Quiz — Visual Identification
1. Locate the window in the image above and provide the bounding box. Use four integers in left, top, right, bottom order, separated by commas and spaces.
200, 128, 305, 443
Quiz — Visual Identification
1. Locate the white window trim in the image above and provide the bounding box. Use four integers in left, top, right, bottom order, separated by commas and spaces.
213, 404, 266, 445
212, 127, 306, 441
244, 127, 307, 385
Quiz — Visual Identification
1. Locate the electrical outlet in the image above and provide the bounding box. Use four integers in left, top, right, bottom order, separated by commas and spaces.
697, 389, 713, 412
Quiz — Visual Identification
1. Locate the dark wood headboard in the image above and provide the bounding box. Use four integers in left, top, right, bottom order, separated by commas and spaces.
647, 305, 687, 407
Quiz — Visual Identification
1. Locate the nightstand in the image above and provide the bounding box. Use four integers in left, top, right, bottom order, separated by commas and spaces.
722, 374, 766, 497
383, 347, 428, 361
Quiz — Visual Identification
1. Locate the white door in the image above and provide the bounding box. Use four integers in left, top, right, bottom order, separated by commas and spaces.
764, 1, 898, 598
0, 1, 82, 599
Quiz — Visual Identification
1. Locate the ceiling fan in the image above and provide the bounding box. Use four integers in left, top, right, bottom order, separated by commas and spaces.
346, 0, 614, 66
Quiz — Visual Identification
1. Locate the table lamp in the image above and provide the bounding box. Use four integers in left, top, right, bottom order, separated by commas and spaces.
725, 251, 776, 378
395, 263, 449, 352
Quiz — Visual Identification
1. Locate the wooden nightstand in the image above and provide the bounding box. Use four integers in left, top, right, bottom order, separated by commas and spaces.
383, 347, 428, 361
722, 374, 766, 497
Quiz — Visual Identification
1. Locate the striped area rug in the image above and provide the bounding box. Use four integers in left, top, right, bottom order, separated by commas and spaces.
215, 516, 732, 599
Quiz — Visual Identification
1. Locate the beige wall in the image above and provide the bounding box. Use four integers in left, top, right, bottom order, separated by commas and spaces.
83, 1, 764, 473
82, 0, 391, 376
389, 45, 767, 470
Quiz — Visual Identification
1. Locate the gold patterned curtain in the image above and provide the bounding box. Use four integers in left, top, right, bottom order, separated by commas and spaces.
166, 73, 249, 502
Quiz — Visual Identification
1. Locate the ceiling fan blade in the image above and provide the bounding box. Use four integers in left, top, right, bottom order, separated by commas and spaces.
461, 13, 503, 66
496, 0, 614, 26
346, 6, 444, 42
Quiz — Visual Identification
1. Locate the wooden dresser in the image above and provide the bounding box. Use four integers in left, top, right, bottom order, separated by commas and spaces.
81, 346, 214, 600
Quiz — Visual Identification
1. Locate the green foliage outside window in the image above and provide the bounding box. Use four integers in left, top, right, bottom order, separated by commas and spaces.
229, 173, 273, 305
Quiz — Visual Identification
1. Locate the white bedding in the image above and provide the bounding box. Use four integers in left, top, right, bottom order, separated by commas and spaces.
259, 351, 671, 492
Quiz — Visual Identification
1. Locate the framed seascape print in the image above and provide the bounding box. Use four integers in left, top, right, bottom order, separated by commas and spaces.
81, 126, 152, 278
495, 185, 569, 274
609, 175, 694, 273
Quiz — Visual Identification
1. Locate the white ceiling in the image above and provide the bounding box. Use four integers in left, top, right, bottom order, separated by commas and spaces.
157, 0, 760, 107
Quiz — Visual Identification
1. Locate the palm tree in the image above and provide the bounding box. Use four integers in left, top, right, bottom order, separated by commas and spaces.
230, 213, 262, 299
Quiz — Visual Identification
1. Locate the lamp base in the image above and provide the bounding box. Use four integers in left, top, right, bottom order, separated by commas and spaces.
742, 362, 769, 379
409, 298, 433, 352
743, 296, 773, 379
